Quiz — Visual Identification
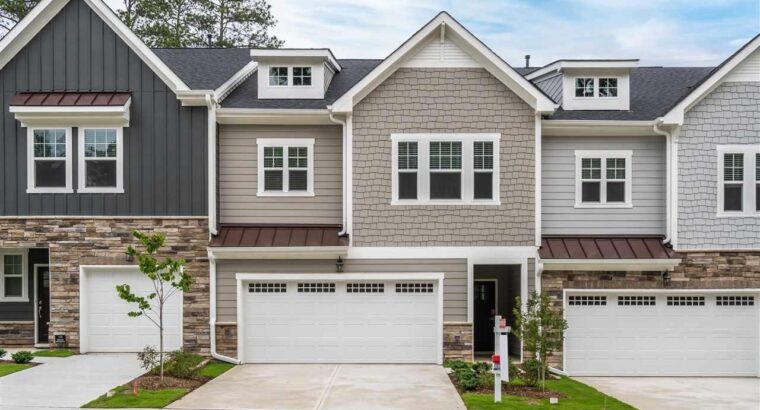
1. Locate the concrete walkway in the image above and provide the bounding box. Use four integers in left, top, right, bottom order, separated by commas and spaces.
169, 364, 466, 410
577, 377, 760, 410
0, 353, 143, 410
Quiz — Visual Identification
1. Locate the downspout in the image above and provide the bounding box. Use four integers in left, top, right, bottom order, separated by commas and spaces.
208, 251, 240, 364
205, 94, 218, 236
328, 109, 348, 236
653, 119, 671, 244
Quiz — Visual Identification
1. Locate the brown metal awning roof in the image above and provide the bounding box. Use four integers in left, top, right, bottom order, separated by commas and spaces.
10, 92, 131, 106
212, 225, 348, 247
539, 236, 678, 259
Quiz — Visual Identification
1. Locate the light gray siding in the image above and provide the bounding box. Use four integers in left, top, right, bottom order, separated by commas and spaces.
542, 136, 666, 235
678, 82, 760, 249
216, 258, 468, 323
218, 125, 343, 225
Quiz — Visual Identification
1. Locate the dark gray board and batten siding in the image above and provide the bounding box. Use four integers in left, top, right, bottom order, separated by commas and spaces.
0, 0, 207, 216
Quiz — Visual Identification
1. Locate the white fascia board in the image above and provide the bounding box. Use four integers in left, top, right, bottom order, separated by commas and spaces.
251, 49, 341, 71
215, 62, 257, 102
216, 108, 333, 125
347, 246, 538, 262
236, 272, 444, 281
10, 102, 131, 127
209, 246, 348, 260
330, 12, 556, 114
565, 288, 760, 294
526, 60, 639, 80
0, 0, 67, 71
661, 35, 760, 125
175, 90, 215, 106
542, 120, 659, 137
542, 258, 682, 272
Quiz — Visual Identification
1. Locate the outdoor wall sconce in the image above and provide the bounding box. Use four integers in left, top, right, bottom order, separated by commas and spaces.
336, 257, 344, 273
662, 271, 672, 287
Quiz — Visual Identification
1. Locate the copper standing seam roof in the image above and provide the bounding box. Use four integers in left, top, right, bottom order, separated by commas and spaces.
9, 92, 131, 106
212, 225, 349, 247
539, 237, 678, 260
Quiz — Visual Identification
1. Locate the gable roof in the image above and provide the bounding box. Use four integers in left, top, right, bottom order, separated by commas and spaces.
330, 12, 556, 113
153, 48, 252, 90
0, 0, 191, 94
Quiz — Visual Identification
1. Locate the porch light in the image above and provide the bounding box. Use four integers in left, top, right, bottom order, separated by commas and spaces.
336, 257, 344, 273
662, 271, 672, 287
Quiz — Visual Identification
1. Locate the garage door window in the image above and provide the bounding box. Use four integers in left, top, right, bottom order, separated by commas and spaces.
716, 296, 755, 306
667, 296, 705, 306
249, 283, 287, 293
347, 283, 384, 293
297, 283, 335, 293
396, 283, 434, 293
617, 296, 656, 306
568, 295, 606, 306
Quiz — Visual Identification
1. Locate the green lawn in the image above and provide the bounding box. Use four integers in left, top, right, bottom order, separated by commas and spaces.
199, 360, 235, 378
0, 363, 33, 377
82, 385, 188, 409
462, 377, 636, 410
33, 349, 75, 358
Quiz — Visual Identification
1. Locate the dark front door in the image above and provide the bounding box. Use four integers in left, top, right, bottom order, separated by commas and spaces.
37, 266, 50, 344
474, 280, 496, 353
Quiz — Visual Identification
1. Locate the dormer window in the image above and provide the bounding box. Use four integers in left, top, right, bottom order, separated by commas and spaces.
269, 67, 288, 86
599, 78, 618, 97
575, 78, 594, 97
293, 67, 312, 86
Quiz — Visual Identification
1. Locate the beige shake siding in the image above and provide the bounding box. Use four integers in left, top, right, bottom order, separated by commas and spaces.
219, 124, 343, 225
351, 68, 536, 246
216, 258, 468, 323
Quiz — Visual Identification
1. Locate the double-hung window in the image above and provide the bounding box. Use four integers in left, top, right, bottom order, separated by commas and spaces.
392, 134, 500, 205
27, 128, 72, 193
257, 138, 314, 196
78, 128, 123, 193
575, 150, 632, 207
0, 251, 27, 302
717, 145, 760, 216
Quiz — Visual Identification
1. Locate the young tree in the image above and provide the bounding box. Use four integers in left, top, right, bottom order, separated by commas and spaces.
198, 0, 282, 48
512, 292, 567, 390
0, 0, 41, 37
117, 230, 192, 380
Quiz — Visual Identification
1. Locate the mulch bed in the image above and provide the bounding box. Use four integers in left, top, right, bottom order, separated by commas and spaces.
129, 374, 206, 391
501, 383, 565, 399
0, 360, 41, 367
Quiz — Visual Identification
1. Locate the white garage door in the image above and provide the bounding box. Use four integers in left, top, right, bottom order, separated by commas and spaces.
82, 268, 182, 353
243, 280, 440, 363
565, 292, 759, 376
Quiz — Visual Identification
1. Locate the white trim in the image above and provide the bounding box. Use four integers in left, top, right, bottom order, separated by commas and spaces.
256, 138, 315, 197
330, 12, 556, 113
716, 145, 760, 217
566, 288, 760, 294
215, 62, 257, 103
10, 103, 131, 128
216, 108, 333, 125
390, 133, 501, 206
76, 127, 124, 194
208, 246, 348, 260
542, 258, 682, 272
0, 249, 29, 302
32, 263, 49, 345
534, 114, 542, 247
250, 49, 342, 72
208, 253, 241, 364
542, 120, 658, 137
346, 114, 354, 239
525, 59, 639, 80
206, 95, 218, 235
574, 149, 633, 208
348, 246, 538, 260
26, 128, 73, 194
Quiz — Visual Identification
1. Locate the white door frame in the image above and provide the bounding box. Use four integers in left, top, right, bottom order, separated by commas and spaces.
33, 263, 49, 347
563, 288, 760, 377
235, 272, 445, 364
79, 265, 185, 353
473, 278, 498, 355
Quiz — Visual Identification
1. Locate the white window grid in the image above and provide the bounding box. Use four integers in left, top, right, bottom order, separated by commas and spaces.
257, 138, 315, 196
297, 283, 335, 293
716, 145, 760, 217
395, 283, 434, 293
716, 296, 755, 306
78, 127, 124, 193
575, 78, 594, 97
574, 77, 620, 98
347, 283, 385, 293
575, 150, 633, 208
27, 128, 73, 193
293, 67, 312, 86
269, 67, 288, 86
0, 250, 27, 302
617, 296, 656, 306
599, 78, 618, 97
249, 283, 287, 293
568, 295, 606, 306
666, 296, 705, 306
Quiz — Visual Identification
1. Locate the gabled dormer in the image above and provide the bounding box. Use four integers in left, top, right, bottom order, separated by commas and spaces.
526, 60, 638, 110
251, 49, 342, 99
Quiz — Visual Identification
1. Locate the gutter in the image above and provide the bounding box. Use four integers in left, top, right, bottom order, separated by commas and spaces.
205, 94, 218, 236
208, 252, 241, 364
653, 119, 678, 245
328, 109, 348, 237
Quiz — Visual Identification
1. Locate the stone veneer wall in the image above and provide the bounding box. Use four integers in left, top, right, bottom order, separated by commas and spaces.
0, 218, 209, 352
351, 68, 536, 247
0, 322, 34, 346
443, 323, 473, 362
541, 251, 760, 369
215, 324, 237, 359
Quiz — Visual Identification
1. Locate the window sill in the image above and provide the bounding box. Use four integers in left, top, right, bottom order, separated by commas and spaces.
391, 199, 501, 206
77, 188, 125, 194
0, 297, 29, 303
26, 188, 74, 194
257, 191, 315, 197
574, 203, 633, 209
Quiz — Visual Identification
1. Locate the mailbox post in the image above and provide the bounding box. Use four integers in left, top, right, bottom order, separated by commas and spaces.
492, 315, 511, 403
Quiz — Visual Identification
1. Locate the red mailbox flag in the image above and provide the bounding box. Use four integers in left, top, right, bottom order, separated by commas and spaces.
491, 354, 500, 364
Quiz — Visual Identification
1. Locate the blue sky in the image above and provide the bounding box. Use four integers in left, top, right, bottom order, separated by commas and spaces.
106, 0, 760, 67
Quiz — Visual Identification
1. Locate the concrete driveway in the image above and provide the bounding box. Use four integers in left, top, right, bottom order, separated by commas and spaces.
169, 364, 465, 410
0, 353, 143, 410
577, 377, 760, 410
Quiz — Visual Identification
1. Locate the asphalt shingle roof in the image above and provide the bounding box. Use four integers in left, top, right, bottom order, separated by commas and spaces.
152, 48, 252, 90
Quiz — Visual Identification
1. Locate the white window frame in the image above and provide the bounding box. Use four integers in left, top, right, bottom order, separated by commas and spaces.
292, 66, 313, 87
0, 249, 28, 302
256, 138, 315, 197
268, 66, 289, 87
573, 77, 620, 99
574, 150, 633, 208
391, 133, 501, 206
77, 127, 124, 194
26, 128, 73, 194
716, 145, 760, 217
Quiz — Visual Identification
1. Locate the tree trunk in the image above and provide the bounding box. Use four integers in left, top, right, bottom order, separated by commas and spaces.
159, 296, 164, 380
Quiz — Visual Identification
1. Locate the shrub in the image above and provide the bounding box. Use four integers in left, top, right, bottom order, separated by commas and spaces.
11, 351, 33, 364
0, 348, 6, 360
163, 351, 204, 379
137, 346, 159, 373
444, 359, 471, 372
446, 360, 494, 391
521, 358, 541, 387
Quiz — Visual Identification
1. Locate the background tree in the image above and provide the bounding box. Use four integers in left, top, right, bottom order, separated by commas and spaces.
513, 292, 567, 389
117, 230, 192, 380
128, 0, 206, 47
0, 0, 40, 37
197, 0, 282, 48
116, 0, 141, 30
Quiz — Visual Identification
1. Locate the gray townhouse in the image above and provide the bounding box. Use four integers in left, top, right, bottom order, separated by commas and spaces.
0, 0, 759, 379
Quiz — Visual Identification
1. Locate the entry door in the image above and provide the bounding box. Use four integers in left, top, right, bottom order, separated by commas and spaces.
36, 265, 50, 344
474, 281, 496, 353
